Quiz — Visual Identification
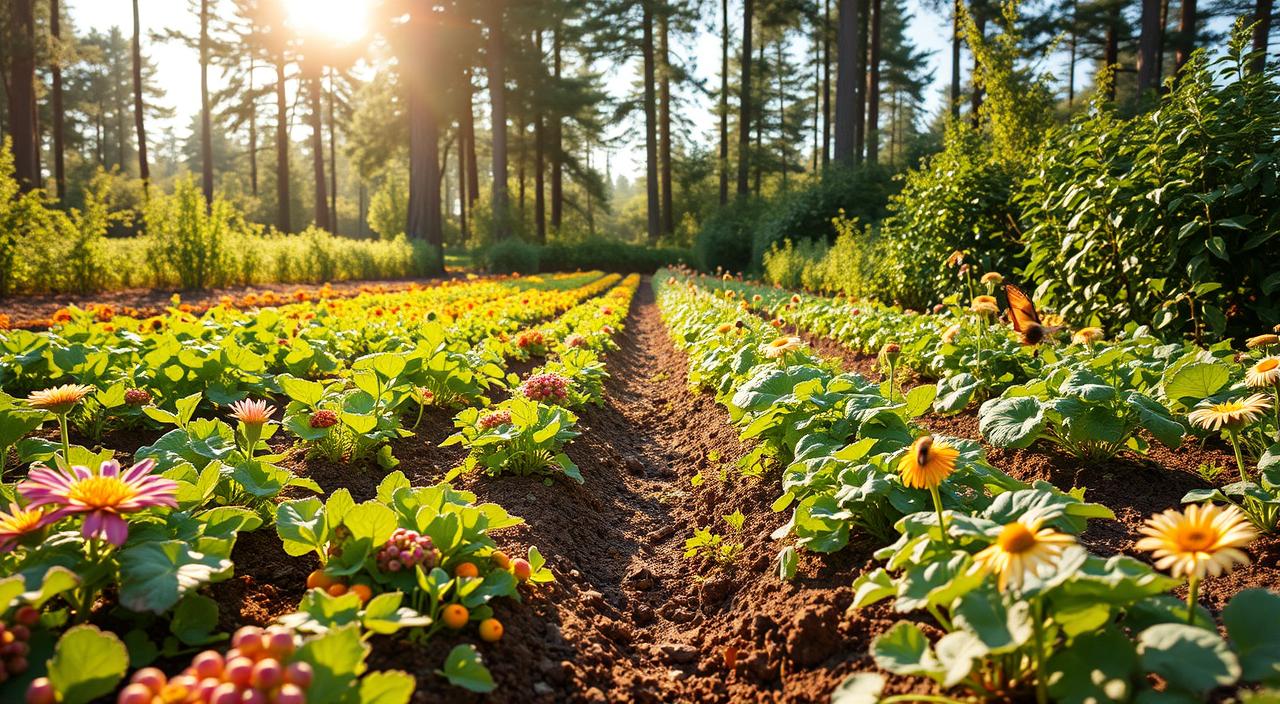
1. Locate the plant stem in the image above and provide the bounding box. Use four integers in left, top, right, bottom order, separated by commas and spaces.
1272, 386, 1280, 443
1031, 598, 1049, 704
1228, 429, 1249, 483
930, 485, 951, 550
58, 412, 71, 465
1186, 577, 1200, 624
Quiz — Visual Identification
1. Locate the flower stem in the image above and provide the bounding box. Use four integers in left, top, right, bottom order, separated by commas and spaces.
1228, 429, 1249, 484
1186, 577, 1200, 625
887, 359, 897, 404
1031, 598, 1049, 704
57, 412, 71, 466
930, 485, 951, 550
1272, 386, 1280, 443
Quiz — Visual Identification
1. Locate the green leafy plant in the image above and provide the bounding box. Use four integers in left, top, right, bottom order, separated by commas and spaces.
442, 397, 582, 483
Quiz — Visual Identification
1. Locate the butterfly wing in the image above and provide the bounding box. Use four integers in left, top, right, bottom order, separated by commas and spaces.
1004, 284, 1041, 334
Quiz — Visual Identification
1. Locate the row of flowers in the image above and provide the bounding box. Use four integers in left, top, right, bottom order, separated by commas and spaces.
655, 269, 1280, 703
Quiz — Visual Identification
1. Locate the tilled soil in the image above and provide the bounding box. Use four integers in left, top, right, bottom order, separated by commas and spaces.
201, 280, 895, 703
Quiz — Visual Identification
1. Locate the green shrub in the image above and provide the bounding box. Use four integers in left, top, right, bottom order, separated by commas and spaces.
480, 238, 541, 274
749, 164, 894, 266
695, 198, 766, 273
144, 176, 237, 290
539, 238, 690, 273
1019, 27, 1280, 340
367, 171, 408, 240
761, 214, 888, 298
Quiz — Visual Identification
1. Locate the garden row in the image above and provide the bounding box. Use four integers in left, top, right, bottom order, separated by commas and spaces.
0, 270, 641, 703
654, 267, 1280, 703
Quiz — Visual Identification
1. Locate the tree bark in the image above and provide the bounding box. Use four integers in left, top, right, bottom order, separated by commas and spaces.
132, 0, 151, 192
50, 0, 66, 200
1137, 0, 1163, 93
275, 60, 291, 232
950, 0, 961, 119
834, 0, 858, 165
7, 0, 38, 192
462, 67, 480, 207
1104, 6, 1119, 101
866, 0, 881, 164
642, 0, 661, 243
719, 0, 730, 205
1067, 0, 1077, 107
200, 0, 214, 206
534, 112, 546, 244
970, 7, 985, 123
249, 56, 259, 197
458, 120, 468, 243
487, 2, 511, 240
308, 70, 330, 231
1253, 0, 1273, 72
658, 11, 674, 237
1175, 0, 1195, 74
406, 13, 442, 260
822, 0, 831, 170
550, 25, 563, 232
736, 0, 754, 197
328, 68, 337, 231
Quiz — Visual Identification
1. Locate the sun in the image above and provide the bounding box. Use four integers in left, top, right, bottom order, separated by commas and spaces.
280, 0, 370, 45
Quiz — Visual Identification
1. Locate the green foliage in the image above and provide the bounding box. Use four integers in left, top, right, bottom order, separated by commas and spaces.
761, 214, 885, 298
1020, 26, 1280, 339
748, 165, 895, 266
478, 237, 688, 275
144, 175, 236, 290
479, 238, 542, 275
367, 171, 409, 241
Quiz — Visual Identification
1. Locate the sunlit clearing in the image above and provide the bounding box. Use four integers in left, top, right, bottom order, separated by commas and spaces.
281, 0, 369, 45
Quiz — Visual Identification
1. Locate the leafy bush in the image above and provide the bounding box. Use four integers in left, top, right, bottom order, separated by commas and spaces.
749, 164, 894, 266
144, 176, 237, 290
480, 238, 541, 274
761, 214, 885, 298
1020, 28, 1280, 340
695, 197, 768, 273
367, 171, 409, 240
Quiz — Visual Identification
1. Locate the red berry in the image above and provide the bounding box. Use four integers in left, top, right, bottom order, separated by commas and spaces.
130, 667, 167, 693
118, 683, 154, 704
240, 689, 268, 704
276, 683, 307, 704
265, 628, 295, 657
10, 625, 30, 641
232, 626, 264, 652
225, 656, 254, 687
250, 658, 283, 690
8, 656, 27, 674
512, 558, 533, 581
25, 677, 54, 704
209, 682, 241, 704
284, 661, 313, 688
14, 607, 38, 627
192, 650, 224, 679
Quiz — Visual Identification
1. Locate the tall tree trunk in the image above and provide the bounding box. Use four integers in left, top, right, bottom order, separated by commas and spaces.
866, 0, 881, 164
950, 0, 961, 119
6, 0, 37, 192
822, 0, 831, 170
1067, 0, 1077, 107
200, 0, 213, 206
852, 0, 867, 162
834, 0, 859, 165
754, 38, 763, 195
550, 25, 563, 232
488, 3, 511, 240
517, 112, 527, 218
658, 11, 674, 237
1104, 6, 1119, 101
970, 8, 985, 123
462, 68, 480, 207
1137, 0, 1163, 93
719, 0, 730, 205
50, 0, 66, 200
642, 0, 661, 243
1253, 0, 1273, 72
736, 0, 754, 197
275, 60, 291, 232
249, 57, 258, 197
1157, 0, 1169, 82
458, 122, 468, 243
1175, 0, 1196, 74
406, 16, 442, 260
534, 113, 546, 244
308, 71, 330, 231
132, 0, 151, 192
328, 68, 337, 231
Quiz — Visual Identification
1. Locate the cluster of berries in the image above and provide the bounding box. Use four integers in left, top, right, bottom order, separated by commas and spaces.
520, 373, 569, 404
376, 528, 440, 573
308, 410, 338, 429
0, 606, 37, 684
479, 410, 512, 430
124, 388, 152, 406
563, 333, 587, 349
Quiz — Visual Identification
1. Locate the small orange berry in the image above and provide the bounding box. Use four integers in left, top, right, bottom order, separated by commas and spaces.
490, 551, 511, 570
442, 604, 469, 630
454, 562, 479, 579
306, 570, 335, 590
351, 584, 373, 604
327, 583, 348, 597
478, 618, 504, 642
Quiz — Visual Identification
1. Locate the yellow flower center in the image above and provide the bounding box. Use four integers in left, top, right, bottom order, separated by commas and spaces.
997, 523, 1038, 554
1258, 359, 1279, 373
0, 509, 44, 534
67, 476, 137, 509
1214, 400, 1246, 413
769, 338, 788, 348
1176, 526, 1217, 552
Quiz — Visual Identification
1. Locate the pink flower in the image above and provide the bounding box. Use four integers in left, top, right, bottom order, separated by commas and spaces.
229, 399, 275, 426
520, 373, 569, 403
479, 410, 512, 430
19, 459, 178, 546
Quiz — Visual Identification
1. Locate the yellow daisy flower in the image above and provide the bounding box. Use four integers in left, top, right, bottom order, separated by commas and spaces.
971, 515, 1076, 593
898, 436, 958, 490
1245, 357, 1280, 388
1246, 334, 1280, 349
761, 336, 802, 359
1187, 394, 1271, 432
1136, 503, 1255, 580
27, 384, 94, 414
1071, 327, 1105, 346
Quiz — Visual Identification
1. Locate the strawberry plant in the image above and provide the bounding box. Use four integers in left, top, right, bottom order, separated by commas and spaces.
442, 397, 583, 483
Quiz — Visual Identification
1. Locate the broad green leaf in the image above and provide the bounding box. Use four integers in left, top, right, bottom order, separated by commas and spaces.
46, 625, 129, 704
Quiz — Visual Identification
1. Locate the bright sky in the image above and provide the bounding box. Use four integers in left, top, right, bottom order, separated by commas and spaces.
65, 1, 1004, 178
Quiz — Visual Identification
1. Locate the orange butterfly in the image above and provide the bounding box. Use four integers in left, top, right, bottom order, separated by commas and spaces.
1004, 284, 1062, 346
